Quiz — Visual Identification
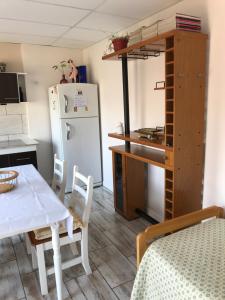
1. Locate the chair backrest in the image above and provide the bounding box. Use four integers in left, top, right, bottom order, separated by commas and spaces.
71, 165, 93, 225
52, 154, 67, 203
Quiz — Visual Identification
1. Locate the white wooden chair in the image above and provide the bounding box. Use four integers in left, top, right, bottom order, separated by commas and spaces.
25, 154, 67, 255
28, 166, 94, 295
52, 153, 67, 203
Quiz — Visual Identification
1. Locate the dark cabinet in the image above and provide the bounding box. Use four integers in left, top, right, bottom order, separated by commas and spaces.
112, 150, 146, 220
0, 151, 37, 168
0, 73, 27, 104
0, 154, 10, 168
0, 73, 19, 103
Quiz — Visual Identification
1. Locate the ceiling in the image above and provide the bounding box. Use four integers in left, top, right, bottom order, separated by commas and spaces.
0, 0, 182, 49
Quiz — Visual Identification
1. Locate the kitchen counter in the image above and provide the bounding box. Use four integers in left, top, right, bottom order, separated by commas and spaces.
0, 136, 38, 155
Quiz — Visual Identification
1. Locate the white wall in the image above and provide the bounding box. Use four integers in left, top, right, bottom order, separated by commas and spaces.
0, 43, 83, 181
83, 0, 225, 216
20, 45, 83, 181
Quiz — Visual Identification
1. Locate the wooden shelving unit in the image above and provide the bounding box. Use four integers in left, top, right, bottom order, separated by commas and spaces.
108, 132, 170, 150
103, 29, 207, 221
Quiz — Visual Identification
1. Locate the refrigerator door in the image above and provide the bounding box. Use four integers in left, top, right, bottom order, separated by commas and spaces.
60, 117, 102, 192
57, 83, 99, 119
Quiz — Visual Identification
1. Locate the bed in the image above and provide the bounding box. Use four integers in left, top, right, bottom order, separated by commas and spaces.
131, 206, 225, 300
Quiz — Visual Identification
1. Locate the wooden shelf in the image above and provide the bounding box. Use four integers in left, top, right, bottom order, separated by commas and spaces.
102, 30, 207, 61
109, 144, 168, 169
108, 132, 172, 150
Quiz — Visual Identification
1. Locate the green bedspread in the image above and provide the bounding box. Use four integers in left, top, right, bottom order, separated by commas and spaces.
131, 218, 225, 300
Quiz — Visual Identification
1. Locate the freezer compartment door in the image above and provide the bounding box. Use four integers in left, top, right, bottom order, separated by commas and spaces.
57, 83, 99, 118
61, 117, 102, 192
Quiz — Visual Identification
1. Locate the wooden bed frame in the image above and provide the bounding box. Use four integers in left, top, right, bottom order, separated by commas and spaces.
137, 206, 224, 267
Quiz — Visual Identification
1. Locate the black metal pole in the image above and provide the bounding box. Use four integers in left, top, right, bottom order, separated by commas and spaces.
121, 55, 130, 150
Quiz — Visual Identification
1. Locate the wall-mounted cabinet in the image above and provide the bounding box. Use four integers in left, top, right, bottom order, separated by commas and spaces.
0, 72, 27, 104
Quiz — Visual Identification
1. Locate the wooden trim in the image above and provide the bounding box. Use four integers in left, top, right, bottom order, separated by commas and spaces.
136, 206, 224, 267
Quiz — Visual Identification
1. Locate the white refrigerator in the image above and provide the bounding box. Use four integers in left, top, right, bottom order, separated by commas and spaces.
49, 83, 102, 192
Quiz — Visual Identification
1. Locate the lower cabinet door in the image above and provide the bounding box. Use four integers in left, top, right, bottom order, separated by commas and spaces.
9, 151, 37, 168
0, 154, 10, 168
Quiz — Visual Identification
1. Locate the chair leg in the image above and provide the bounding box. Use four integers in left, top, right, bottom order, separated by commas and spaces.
81, 227, 92, 275
25, 233, 31, 255
31, 245, 38, 270
36, 244, 48, 295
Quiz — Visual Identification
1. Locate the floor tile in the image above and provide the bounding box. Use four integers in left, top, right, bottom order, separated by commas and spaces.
90, 245, 136, 288
64, 279, 86, 300
0, 238, 15, 264
0, 260, 25, 299
21, 271, 43, 300
113, 280, 134, 300
88, 222, 112, 252
104, 224, 136, 257
13, 241, 33, 274
77, 270, 118, 300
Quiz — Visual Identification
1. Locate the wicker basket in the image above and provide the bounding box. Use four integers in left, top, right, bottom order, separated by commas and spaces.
0, 170, 19, 193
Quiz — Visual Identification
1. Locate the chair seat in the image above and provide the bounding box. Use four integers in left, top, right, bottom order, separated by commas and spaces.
28, 207, 83, 245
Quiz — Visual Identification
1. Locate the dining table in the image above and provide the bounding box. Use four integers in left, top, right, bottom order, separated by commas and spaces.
0, 164, 73, 300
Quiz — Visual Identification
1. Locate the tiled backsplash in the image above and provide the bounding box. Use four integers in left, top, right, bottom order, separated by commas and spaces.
0, 103, 28, 140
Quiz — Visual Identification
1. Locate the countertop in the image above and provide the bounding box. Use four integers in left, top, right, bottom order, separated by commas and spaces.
0, 135, 38, 155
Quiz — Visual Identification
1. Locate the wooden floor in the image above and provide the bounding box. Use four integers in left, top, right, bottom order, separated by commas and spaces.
0, 187, 150, 300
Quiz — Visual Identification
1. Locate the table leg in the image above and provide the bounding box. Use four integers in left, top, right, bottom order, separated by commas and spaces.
51, 223, 62, 300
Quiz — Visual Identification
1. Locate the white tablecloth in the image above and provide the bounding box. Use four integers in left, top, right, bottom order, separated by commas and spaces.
0, 164, 72, 239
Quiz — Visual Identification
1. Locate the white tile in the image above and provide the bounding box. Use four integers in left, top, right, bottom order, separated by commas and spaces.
0, 135, 8, 141
0, 33, 55, 45
0, 19, 68, 37
22, 115, 29, 134
0, 0, 89, 26
77, 12, 135, 32
64, 27, 110, 42
97, 0, 182, 19
29, 0, 105, 10
0, 105, 6, 116
8, 134, 25, 140
0, 115, 23, 135
6, 103, 27, 115
52, 38, 93, 49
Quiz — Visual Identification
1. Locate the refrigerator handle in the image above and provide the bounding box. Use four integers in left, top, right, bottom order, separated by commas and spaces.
65, 122, 71, 140
64, 95, 68, 113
